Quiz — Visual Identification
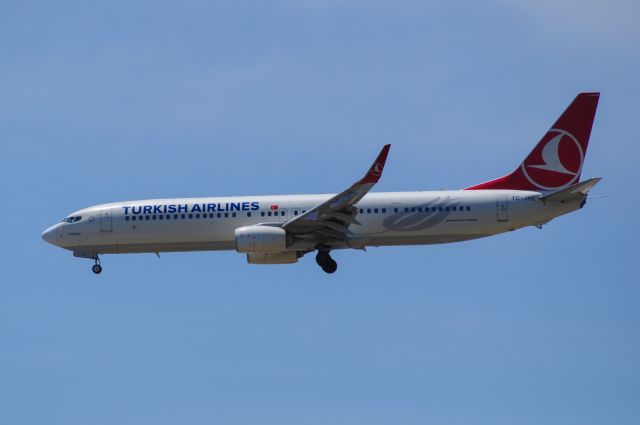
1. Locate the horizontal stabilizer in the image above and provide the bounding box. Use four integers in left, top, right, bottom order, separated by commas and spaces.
539, 178, 601, 203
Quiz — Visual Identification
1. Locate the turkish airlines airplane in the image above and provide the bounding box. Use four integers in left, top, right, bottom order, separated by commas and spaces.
42, 93, 600, 274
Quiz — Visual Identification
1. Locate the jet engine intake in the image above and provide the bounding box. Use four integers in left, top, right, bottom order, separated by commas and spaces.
235, 225, 287, 253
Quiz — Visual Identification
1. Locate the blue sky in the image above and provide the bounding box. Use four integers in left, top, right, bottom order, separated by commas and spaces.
1, 1, 639, 424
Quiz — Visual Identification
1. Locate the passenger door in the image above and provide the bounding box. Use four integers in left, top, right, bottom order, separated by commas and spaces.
496, 195, 509, 222
100, 209, 113, 232
276, 208, 288, 223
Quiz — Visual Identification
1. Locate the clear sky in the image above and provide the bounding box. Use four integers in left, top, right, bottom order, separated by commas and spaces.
1, 1, 639, 424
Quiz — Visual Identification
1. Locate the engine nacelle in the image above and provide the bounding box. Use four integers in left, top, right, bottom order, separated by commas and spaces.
235, 225, 287, 253
246, 251, 299, 264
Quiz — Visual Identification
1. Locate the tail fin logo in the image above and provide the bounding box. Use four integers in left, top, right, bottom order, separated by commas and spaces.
371, 162, 383, 177
521, 128, 584, 190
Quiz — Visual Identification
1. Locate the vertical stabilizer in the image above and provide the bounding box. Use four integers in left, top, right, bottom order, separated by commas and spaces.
466, 92, 599, 191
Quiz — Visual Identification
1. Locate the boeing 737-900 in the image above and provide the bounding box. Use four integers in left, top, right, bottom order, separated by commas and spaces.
42, 93, 601, 274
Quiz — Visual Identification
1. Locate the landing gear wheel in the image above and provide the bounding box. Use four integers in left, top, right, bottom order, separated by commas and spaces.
321, 259, 338, 274
316, 250, 338, 274
92, 264, 102, 274
316, 251, 331, 267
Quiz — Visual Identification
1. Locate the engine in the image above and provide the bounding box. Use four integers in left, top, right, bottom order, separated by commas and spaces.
246, 251, 299, 264
235, 225, 287, 253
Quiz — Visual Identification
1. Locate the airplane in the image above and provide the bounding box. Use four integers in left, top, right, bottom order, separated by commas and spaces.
42, 92, 601, 275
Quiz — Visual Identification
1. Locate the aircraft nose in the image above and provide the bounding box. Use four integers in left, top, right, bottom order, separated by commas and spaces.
41, 225, 59, 246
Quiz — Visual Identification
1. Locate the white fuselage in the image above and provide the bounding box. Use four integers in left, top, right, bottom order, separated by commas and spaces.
43, 190, 581, 258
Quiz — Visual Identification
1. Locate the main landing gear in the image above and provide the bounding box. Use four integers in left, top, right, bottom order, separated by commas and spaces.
316, 250, 338, 274
92, 256, 102, 274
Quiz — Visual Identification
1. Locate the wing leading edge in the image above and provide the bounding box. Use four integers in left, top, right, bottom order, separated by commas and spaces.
283, 144, 391, 243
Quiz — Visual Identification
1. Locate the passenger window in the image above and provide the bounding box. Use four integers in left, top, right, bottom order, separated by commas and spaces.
232, 212, 237, 217
359, 209, 364, 214
189, 214, 193, 219
374, 208, 378, 213
418, 207, 422, 212
174, 214, 178, 219
438, 207, 443, 212
224, 213, 229, 218
394, 208, 398, 213
281, 211, 284, 216
181, 214, 186, 219
294, 211, 298, 216
159, 215, 163, 220
467, 206, 471, 211
404, 207, 409, 212
261, 212, 265, 217
411, 207, 416, 212
382, 208, 386, 213
146, 215, 150, 220
247, 212, 252, 217
195, 214, 200, 218
125, 216, 130, 221
445, 207, 450, 212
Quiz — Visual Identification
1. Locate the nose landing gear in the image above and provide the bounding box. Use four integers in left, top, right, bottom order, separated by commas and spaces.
316, 251, 338, 274
92, 257, 102, 274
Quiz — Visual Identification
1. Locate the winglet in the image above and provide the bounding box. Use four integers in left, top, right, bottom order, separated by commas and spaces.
357, 144, 391, 185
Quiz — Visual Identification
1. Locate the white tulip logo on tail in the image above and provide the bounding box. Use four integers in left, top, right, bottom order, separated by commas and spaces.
528, 133, 576, 174
521, 129, 584, 191
370, 162, 383, 177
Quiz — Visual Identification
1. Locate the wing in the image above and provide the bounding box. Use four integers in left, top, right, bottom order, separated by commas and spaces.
283, 144, 391, 244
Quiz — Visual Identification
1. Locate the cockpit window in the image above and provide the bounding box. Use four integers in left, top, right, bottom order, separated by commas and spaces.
62, 216, 82, 223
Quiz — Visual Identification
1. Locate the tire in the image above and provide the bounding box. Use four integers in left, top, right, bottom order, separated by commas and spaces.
92, 264, 102, 274
316, 251, 331, 266
322, 259, 338, 274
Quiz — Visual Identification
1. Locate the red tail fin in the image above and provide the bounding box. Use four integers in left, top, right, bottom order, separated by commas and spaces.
466, 92, 600, 191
